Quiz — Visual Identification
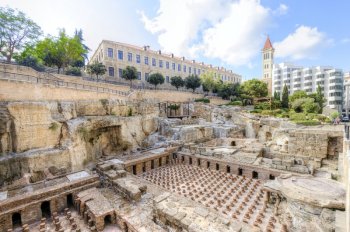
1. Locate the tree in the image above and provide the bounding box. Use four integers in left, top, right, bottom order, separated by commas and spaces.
291, 98, 320, 114
72, 29, 90, 67
217, 83, 240, 100
14, 44, 44, 71
121, 66, 138, 87
289, 90, 308, 103
315, 84, 326, 113
273, 91, 280, 101
148, 72, 165, 89
185, 75, 201, 92
240, 79, 268, 98
35, 30, 87, 73
200, 71, 217, 93
86, 62, 106, 79
170, 76, 185, 90
0, 7, 42, 61
281, 84, 289, 109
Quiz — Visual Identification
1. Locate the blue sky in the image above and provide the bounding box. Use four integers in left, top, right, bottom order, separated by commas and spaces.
1, 0, 349, 80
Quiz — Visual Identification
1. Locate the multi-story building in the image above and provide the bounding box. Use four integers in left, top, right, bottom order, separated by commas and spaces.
342, 72, 350, 116
89, 40, 241, 87
262, 36, 274, 95
272, 63, 344, 110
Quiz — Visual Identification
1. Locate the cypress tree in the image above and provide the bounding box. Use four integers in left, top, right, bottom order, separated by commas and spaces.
281, 84, 289, 109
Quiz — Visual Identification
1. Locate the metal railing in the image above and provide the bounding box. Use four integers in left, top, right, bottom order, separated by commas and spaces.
0, 71, 130, 97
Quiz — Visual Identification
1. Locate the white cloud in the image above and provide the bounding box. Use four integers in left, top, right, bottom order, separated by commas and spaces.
341, 38, 350, 43
274, 26, 329, 60
274, 4, 288, 15
140, 0, 274, 66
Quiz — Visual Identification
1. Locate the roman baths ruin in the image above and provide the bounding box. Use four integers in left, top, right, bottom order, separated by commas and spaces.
0, 63, 349, 232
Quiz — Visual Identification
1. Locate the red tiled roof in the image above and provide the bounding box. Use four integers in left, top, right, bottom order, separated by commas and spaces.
263, 36, 273, 50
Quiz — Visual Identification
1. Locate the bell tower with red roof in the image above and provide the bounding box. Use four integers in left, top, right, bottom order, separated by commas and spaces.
262, 36, 274, 95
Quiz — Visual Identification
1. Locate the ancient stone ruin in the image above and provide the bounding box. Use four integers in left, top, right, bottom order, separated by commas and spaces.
0, 64, 349, 232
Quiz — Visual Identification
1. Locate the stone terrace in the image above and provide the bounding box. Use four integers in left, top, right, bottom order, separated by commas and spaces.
140, 164, 284, 232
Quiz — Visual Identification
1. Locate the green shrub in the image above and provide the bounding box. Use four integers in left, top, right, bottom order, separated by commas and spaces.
49, 122, 59, 131
289, 112, 307, 121
330, 111, 340, 120
293, 120, 321, 126
254, 102, 270, 110
315, 114, 328, 122
194, 98, 210, 103
325, 117, 331, 123
261, 110, 275, 116
65, 67, 82, 76
250, 109, 262, 114
226, 100, 243, 106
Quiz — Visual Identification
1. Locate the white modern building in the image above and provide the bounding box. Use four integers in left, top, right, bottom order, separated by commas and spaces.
272, 63, 344, 110
342, 72, 350, 116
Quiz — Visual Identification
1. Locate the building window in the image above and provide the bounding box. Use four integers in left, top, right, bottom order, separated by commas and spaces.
118, 50, 123, 60
107, 48, 113, 58
118, 68, 123, 78
108, 67, 114, 77
152, 58, 156, 66
172, 63, 176, 70
189, 67, 192, 74
178, 64, 181, 71
144, 56, 149, 65
198, 69, 201, 75
166, 61, 169, 69
159, 60, 163, 68
136, 54, 141, 63
145, 73, 149, 81
128, 52, 132, 62
194, 68, 196, 75
183, 65, 186, 72
166, 76, 169, 83
137, 72, 141, 80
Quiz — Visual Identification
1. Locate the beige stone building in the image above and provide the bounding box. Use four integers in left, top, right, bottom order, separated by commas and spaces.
262, 36, 274, 95
89, 40, 242, 87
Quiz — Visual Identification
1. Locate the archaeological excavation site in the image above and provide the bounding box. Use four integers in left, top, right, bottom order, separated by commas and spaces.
0, 64, 349, 232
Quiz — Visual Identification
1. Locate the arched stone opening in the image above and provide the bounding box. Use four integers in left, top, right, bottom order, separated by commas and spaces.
132, 165, 136, 175
104, 214, 112, 227
238, 168, 243, 176
207, 161, 210, 169
12, 212, 22, 228
67, 193, 74, 208
189, 157, 192, 165
197, 159, 200, 166
252, 171, 259, 179
269, 174, 275, 180
216, 163, 219, 171
151, 160, 155, 169
226, 165, 231, 173
231, 141, 236, 146
41, 201, 51, 218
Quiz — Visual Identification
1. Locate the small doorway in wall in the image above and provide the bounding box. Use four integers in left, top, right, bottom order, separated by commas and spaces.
226, 165, 231, 173
197, 159, 201, 166
41, 201, 51, 218
104, 214, 112, 227
189, 158, 192, 165
216, 163, 219, 171
12, 212, 22, 228
238, 168, 243, 176
67, 193, 74, 208
231, 141, 236, 146
132, 165, 137, 175
159, 158, 162, 167
269, 174, 275, 180
151, 160, 154, 169
252, 171, 259, 179
142, 162, 146, 172
166, 156, 169, 165
181, 156, 184, 163
207, 161, 210, 169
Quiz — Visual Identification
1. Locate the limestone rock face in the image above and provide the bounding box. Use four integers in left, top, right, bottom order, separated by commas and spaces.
0, 100, 159, 186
